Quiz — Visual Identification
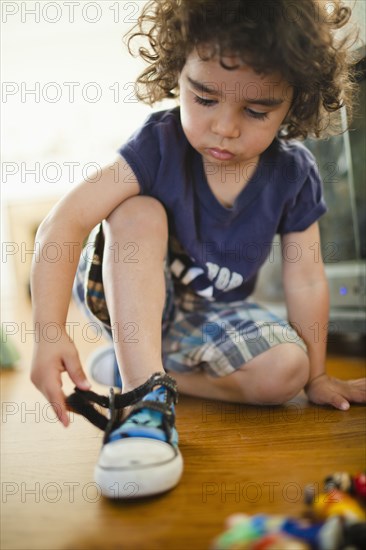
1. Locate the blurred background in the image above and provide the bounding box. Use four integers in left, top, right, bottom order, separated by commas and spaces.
1, 0, 176, 310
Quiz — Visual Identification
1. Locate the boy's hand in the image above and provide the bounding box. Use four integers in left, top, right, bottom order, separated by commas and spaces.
305, 373, 366, 411
31, 330, 91, 427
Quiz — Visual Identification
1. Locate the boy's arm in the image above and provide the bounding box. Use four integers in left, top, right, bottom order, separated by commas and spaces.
281, 222, 366, 410
31, 156, 140, 425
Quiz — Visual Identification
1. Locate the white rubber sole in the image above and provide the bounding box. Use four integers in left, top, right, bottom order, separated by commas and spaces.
94, 437, 183, 498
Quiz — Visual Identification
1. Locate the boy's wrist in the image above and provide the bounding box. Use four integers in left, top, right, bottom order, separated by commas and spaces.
304, 372, 326, 391
32, 303, 68, 327
31, 318, 69, 344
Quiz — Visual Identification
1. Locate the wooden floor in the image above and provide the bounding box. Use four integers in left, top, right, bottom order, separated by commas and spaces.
1, 298, 365, 550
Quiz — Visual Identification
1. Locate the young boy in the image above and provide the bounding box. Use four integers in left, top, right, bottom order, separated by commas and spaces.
31, 0, 365, 498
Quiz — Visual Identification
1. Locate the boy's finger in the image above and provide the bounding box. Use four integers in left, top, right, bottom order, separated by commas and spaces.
51, 400, 70, 427
350, 379, 366, 402
65, 356, 91, 391
350, 388, 366, 404
46, 385, 70, 427
330, 393, 350, 411
341, 379, 366, 403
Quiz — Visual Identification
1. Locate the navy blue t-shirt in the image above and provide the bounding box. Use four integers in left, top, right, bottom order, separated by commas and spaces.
118, 107, 326, 302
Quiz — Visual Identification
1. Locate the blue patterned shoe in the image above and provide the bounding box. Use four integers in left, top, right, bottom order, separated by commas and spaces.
66, 372, 183, 498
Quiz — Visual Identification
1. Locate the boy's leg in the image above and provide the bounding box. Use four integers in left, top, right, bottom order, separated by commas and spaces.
162, 296, 310, 405
171, 343, 309, 405
102, 196, 168, 391
72, 196, 183, 498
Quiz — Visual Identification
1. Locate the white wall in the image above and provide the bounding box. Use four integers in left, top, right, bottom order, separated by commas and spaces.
1, 1, 175, 301
1, 0, 172, 202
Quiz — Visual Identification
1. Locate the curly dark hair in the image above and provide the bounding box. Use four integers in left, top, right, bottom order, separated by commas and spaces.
126, 0, 359, 139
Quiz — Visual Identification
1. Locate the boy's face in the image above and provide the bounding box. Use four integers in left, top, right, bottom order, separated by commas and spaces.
179, 50, 293, 169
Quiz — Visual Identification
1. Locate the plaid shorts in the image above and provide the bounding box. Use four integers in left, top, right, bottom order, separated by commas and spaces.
73, 224, 307, 378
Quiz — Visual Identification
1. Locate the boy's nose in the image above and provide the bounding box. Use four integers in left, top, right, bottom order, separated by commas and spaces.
211, 110, 240, 139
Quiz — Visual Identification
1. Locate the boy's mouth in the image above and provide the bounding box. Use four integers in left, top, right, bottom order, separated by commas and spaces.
207, 148, 235, 161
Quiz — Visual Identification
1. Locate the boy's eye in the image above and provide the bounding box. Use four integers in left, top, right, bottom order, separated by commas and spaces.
193, 94, 269, 121
246, 108, 268, 121
193, 95, 216, 107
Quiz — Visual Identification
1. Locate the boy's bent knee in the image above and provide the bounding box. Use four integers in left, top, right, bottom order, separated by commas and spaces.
262, 344, 309, 404
105, 196, 168, 236
237, 343, 310, 405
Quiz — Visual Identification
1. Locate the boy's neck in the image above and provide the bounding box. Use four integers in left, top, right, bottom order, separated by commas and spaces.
203, 156, 260, 208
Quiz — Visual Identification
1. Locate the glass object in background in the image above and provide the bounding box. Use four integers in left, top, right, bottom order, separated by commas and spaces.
348, 58, 366, 260
305, 57, 365, 264
305, 130, 358, 263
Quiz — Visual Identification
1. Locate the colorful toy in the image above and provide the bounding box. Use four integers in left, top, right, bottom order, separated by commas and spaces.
250, 533, 310, 550
305, 488, 366, 524
210, 513, 342, 550
343, 522, 366, 548
323, 472, 366, 500
210, 513, 267, 549
212, 472, 366, 550
354, 473, 366, 500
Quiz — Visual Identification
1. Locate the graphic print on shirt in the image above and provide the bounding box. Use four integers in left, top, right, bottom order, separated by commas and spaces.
169, 237, 244, 299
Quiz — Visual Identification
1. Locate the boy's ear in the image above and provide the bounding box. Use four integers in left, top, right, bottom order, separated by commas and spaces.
278, 109, 293, 137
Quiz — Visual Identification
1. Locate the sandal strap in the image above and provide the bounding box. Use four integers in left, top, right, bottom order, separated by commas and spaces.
66, 390, 109, 430
127, 399, 175, 419
65, 372, 178, 436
